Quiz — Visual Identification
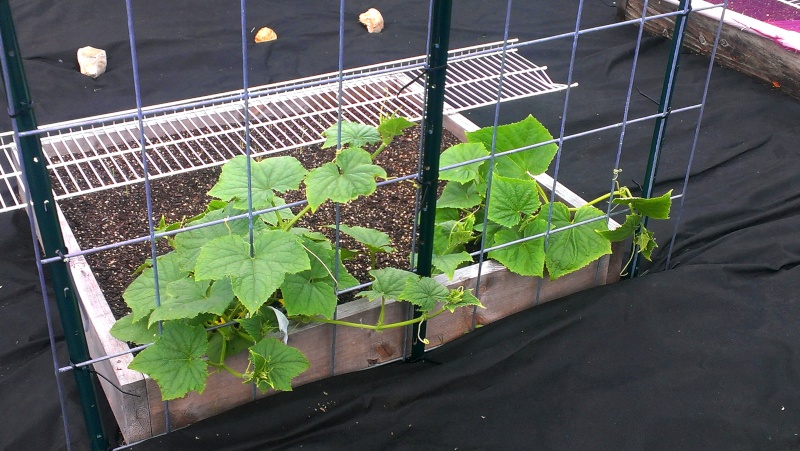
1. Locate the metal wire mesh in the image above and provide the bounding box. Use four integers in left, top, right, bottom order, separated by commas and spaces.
0, 0, 731, 449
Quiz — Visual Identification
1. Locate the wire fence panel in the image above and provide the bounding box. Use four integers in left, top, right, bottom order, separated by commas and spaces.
0, 0, 729, 448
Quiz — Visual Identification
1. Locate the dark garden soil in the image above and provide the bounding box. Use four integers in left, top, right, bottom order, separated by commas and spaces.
58, 126, 461, 319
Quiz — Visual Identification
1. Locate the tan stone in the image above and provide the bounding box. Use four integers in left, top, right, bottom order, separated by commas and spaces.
254, 27, 277, 43
359, 8, 384, 33
77, 46, 107, 78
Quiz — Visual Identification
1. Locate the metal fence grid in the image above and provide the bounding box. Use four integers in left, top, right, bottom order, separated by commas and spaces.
0, 0, 729, 449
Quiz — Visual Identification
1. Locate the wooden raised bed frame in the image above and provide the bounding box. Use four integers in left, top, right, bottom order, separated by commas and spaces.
618, 0, 800, 100
59, 113, 624, 443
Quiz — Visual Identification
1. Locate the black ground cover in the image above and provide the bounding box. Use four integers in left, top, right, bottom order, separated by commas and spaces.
1, 0, 799, 449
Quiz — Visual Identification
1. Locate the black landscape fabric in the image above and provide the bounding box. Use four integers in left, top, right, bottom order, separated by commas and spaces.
1, 0, 799, 450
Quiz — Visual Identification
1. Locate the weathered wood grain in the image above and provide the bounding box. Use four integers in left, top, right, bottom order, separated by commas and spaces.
618, 0, 800, 100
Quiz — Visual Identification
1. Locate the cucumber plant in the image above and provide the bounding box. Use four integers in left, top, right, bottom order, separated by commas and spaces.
110, 113, 669, 401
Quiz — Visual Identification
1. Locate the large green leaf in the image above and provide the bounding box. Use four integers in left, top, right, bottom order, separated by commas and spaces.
612, 190, 672, 219
207, 155, 306, 211
123, 252, 188, 323
439, 142, 489, 183
399, 277, 449, 312
437, 181, 483, 209
128, 322, 208, 400
488, 220, 547, 277
194, 231, 310, 313
322, 121, 381, 149
377, 115, 415, 144
465, 115, 558, 178
246, 337, 310, 392
173, 204, 267, 271
358, 268, 418, 302
334, 224, 395, 254
545, 203, 611, 279
110, 314, 159, 346
148, 278, 235, 326
487, 175, 541, 227
432, 252, 473, 280
280, 274, 337, 318
305, 148, 387, 210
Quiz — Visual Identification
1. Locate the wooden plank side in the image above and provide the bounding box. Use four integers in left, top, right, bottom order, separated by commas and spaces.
619, 0, 800, 100
57, 206, 152, 442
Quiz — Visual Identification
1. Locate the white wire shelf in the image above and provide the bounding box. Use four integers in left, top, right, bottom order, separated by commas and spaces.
0, 39, 573, 213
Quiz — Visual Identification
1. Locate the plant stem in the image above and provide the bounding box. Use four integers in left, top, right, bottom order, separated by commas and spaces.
535, 180, 549, 204
371, 141, 389, 160
207, 361, 245, 378
311, 307, 447, 331
283, 204, 312, 231
567, 191, 619, 212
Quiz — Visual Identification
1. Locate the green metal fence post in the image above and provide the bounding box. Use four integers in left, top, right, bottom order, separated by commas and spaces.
410, 0, 453, 362
0, 2, 109, 449
630, 0, 691, 277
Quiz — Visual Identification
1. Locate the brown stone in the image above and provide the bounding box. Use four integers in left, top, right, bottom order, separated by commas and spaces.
77, 46, 107, 78
359, 8, 384, 33
254, 27, 277, 43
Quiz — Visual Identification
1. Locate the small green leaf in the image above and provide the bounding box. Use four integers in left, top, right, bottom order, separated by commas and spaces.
487, 174, 542, 227
148, 278, 235, 326
399, 277, 449, 312
280, 274, 338, 318
466, 115, 558, 178
322, 122, 381, 149
488, 220, 547, 277
300, 237, 360, 289
359, 268, 418, 302
246, 337, 310, 392
333, 224, 395, 254
545, 203, 611, 279
635, 226, 658, 261
437, 181, 482, 209
444, 288, 484, 313
439, 143, 489, 183
124, 252, 189, 323
613, 190, 672, 219
110, 314, 159, 346
597, 214, 641, 242
377, 115, 415, 144
305, 148, 387, 210
432, 252, 473, 280
236, 306, 280, 343
128, 322, 208, 400
195, 231, 310, 313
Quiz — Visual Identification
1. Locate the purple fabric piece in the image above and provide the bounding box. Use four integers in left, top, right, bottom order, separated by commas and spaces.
769, 19, 800, 32
707, 0, 800, 22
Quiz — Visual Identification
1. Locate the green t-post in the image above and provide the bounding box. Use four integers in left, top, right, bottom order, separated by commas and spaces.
0, 2, 109, 449
411, 0, 452, 362
630, 0, 691, 277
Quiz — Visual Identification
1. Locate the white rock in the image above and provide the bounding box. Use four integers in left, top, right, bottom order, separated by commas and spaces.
77, 46, 107, 78
359, 8, 384, 33
254, 27, 277, 43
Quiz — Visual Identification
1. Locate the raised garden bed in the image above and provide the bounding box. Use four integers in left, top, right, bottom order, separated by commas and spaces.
57, 112, 624, 443
618, 0, 800, 100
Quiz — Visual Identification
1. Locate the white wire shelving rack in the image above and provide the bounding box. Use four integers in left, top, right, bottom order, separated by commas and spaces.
0, 39, 573, 213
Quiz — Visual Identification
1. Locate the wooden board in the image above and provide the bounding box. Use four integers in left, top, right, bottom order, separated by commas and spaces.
61, 112, 624, 443
618, 0, 800, 100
